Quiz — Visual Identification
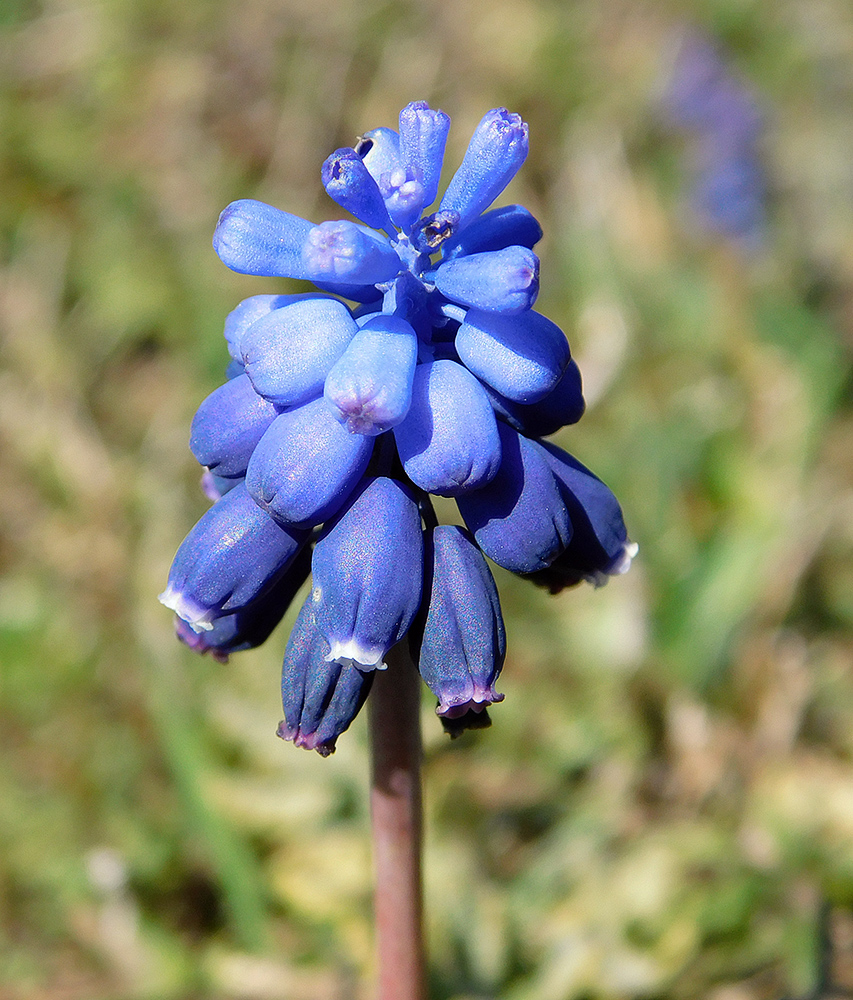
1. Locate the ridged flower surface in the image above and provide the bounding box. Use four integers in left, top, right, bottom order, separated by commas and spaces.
160, 101, 636, 754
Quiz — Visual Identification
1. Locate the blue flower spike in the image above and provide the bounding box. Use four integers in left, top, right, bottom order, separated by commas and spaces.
162, 100, 634, 750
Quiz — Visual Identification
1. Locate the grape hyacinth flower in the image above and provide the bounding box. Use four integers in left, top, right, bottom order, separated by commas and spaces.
160, 100, 635, 755
664, 30, 767, 247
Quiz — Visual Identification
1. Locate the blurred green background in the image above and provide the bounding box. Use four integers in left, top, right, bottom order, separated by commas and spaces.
2, 1, 852, 997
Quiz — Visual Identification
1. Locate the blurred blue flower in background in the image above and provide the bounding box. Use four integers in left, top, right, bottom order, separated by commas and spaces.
160, 102, 635, 754
665, 31, 767, 247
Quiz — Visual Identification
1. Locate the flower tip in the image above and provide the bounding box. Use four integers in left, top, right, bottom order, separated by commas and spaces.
276, 720, 337, 756
325, 638, 387, 671
436, 686, 504, 719
158, 586, 215, 632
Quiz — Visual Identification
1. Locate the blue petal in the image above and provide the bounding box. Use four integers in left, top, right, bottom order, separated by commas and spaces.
159, 482, 309, 631
442, 204, 542, 260
483, 359, 585, 437
190, 374, 279, 479
311, 476, 424, 669
322, 147, 394, 231
278, 597, 373, 756
455, 308, 570, 403
241, 296, 357, 407
324, 314, 418, 435
529, 441, 635, 588
245, 396, 374, 527
439, 108, 529, 232
224, 293, 296, 361
356, 127, 402, 186
416, 525, 505, 718
398, 101, 451, 210
300, 220, 402, 284
175, 546, 312, 661
456, 421, 572, 574
434, 246, 539, 314
393, 359, 502, 496
213, 199, 315, 278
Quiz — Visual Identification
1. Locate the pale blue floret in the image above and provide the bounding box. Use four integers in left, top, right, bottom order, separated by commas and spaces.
393, 359, 501, 497
416, 525, 505, 719
439, 108, 529, 233
455, 308, 571, 403
246, 396, 373, 527
398, 101, 451, 213
213, 199, 315, 277
311, 477, 424, 670
324, 314, 418, 434
190, 373, 278, 479
322, 146, 394, 233
278, 598, 373, 756
456, 422, 572, 574
240, 295, 357, 407
441, 204, 542, 259
158, 482, 308, 631
432, 245, 539, 314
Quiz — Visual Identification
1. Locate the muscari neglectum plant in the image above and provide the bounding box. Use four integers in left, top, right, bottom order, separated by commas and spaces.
160, 101, 635, 999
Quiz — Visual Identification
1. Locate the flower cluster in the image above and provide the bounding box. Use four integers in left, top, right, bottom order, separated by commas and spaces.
664, 31, 766, 246
160, 102, 635, 755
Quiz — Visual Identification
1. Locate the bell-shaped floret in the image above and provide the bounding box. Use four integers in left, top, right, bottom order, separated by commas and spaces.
246, 396, 374, 528
416, 525, 505, 719
394, 359, 501, 497
483, 359, 585, 437
278, 598, 373, 756
301, 221, 402, 285
240, 296, 357, 407
526, 442, 636, 590
223, 293, 297, 361
311, 476, 424, 670
434, 246, 539, 314
398, 101, 451, 211
324, 314, 418, 435
455, 308, 570, 404
174, 546, 312, 662
356, 127, 402, 186
378, 165, 425, 233
321, 147, 394, 232
439, 108, 529, 233
442, 204, 542, 260
456, 422, 572, 574
159, 482, 309, 632
213, 199, 315, 278
190, 374, 279, 479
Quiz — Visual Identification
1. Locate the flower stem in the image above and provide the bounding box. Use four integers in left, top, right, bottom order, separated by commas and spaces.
369, 642, 427, 1000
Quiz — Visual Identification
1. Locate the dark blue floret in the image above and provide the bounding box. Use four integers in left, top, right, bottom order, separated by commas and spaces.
164, 100, 634, 750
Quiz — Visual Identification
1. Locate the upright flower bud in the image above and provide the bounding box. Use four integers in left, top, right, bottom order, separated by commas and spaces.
398, 101, 451, 210
416, 525, 505, 719
439, 108, 529, 233
311, 477, 424, 670
322, 147, 394, 232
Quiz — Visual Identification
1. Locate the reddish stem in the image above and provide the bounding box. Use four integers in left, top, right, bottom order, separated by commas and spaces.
369, 643, 427, 1000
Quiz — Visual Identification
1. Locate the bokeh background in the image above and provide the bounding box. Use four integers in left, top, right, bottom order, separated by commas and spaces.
2, 1, 853, 997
